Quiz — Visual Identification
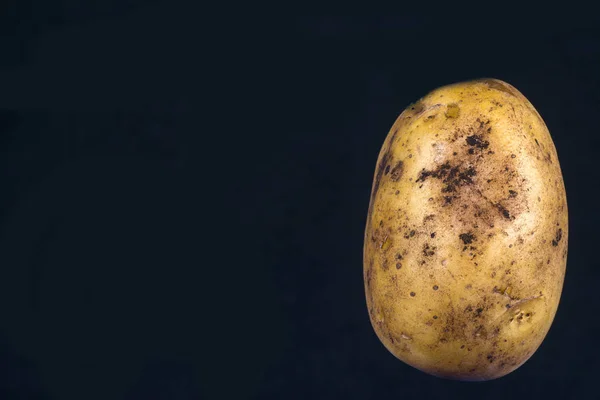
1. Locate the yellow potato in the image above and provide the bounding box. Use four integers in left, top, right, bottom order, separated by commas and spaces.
363, 78, 568, 381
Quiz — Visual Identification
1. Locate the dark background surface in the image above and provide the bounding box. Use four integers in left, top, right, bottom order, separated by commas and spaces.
1, 4, 599, 399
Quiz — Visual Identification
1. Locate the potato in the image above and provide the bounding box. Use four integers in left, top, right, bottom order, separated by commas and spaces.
363, 78, 568, 381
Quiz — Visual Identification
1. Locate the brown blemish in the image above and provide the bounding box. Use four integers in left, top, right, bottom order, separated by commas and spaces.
551, 228, 563, 247
433, 285, 439, 290
430, 232, 436, 238
496, 204, 511, 220
465, 134, 489, 150
459, 232, 475, 245
390, 161, 405, 182
423, 243, 436, 257
410, 291, 416, 297
424, 214, 435, 222
416, 161, 477, 195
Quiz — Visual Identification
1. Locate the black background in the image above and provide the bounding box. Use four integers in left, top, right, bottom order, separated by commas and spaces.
1, 5, 599, 399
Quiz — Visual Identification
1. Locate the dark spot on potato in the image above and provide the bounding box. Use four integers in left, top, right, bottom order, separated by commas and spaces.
423, 243, 436, 257
396, 262, 402, 270
551, 228, 563, 246
508, 190, 517, 198
417, 161, 477, 200
416, 162, 450, 182
466, 134, 490, 149
384, 165, 390, 175
431, 232, 436, 238
424, 214, 435, 222
410, 292, 416, 297
459, 166, 477, 184
433, 315, 438, 319
390, 161, 405, 182
535, 138, 540, 147
433, 285, 439, 290
496, 204, 511, 220
396, 254, 403, 260
410, 230, 416, 237
459, 232, 475, 245
453, 152, 458, 156
511, 154, 516, 158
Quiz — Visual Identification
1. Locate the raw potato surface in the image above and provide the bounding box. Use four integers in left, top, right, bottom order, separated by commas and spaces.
363, 79, 568, 381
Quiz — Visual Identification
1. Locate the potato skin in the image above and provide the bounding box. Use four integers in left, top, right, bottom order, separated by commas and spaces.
363, 79, 567, 381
